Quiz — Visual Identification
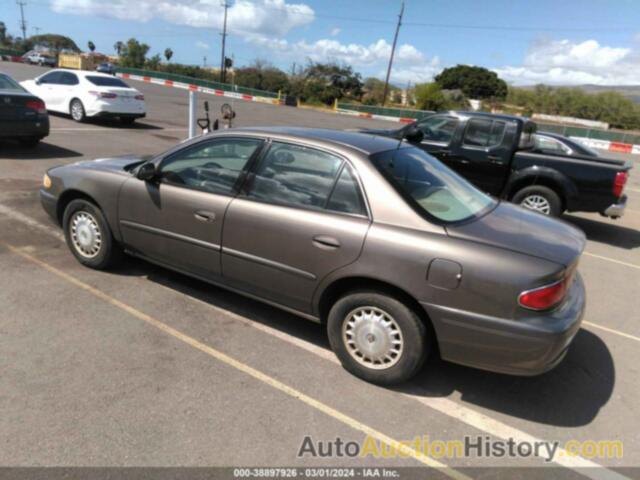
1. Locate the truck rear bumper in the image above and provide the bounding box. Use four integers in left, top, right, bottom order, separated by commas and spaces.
602, 195, 627, 218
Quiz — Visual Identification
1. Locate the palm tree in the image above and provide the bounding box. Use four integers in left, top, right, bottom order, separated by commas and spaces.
88, 40, 95, 53
164, 48, 173, 62
114, 41, 124, 56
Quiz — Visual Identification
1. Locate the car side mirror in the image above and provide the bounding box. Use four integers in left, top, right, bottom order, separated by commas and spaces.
404, 125, 424, 143
35, 79, 42, 85
137, 162, 157, 181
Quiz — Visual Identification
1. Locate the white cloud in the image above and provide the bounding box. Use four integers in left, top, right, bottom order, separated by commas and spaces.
195, 41, 209, 50
50, 0, 315, 37
494, 38, 640, 86
330, 27, 340, 37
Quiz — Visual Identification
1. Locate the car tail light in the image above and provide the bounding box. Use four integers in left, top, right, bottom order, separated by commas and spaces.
519, 274, 573, 311
135, 94, 144, 101
613, 171, 628, 198
25, 99, 46, 114
89, 91, 117, 99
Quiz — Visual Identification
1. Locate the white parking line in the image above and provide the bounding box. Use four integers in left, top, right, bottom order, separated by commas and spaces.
583, 251, 640, 270
0, 203, 628, 479
584, 321, 640, 343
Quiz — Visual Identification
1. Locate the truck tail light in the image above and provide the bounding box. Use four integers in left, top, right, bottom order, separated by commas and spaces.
519, 274, 573, 311
135, 94, 144, 101
89, 91, 117, 99
25, 99, 46, 114
613, 171, 628, 198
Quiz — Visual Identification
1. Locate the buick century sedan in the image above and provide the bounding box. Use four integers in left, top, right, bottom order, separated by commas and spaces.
40, 128, 586, 384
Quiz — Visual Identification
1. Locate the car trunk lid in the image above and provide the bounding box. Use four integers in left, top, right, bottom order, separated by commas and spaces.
445, 201, 586, 267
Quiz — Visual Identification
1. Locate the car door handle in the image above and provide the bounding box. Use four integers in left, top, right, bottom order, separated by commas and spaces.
194, 210, 216, 222
487, 155, 502, 164
312, 235, 341, 250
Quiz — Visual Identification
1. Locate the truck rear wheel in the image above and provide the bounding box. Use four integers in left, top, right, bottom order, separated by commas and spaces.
512, 185, 562, 217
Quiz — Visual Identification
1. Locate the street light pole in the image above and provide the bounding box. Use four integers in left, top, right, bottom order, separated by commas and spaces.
220, 0, 231, 83
17, 1, 27, 40
382, 0, 404, 106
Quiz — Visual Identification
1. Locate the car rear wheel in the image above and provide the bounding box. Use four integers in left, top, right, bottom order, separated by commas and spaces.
70, 99, 86, 122
327, 291, 429, 385
63, 199, 122, 270
512, 185, 562, 217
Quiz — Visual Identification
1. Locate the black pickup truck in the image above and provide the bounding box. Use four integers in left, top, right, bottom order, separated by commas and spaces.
359, 111, 631, 217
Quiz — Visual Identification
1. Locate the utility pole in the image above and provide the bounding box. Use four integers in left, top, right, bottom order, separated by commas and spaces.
17, 1, 27, 40
219, 0, 231, 83
33, 26, 40, 36
382, 0, 404, 106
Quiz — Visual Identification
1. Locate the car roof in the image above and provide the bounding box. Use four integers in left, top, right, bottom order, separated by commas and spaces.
234, 127, 409, 155
44, 69, 117, 79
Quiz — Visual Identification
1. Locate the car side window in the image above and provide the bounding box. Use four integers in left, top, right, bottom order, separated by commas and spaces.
326, 165, 366, 216
463, 119, 506, 148
61, 72, 79, 86
246, 142, 344, 210
39, 72, 63, 85
416, 116, 459, 144
159, 138, 263, 195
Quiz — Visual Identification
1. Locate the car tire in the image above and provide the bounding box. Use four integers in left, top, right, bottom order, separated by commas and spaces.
63, 199, 123, 270
327, 291, 429, 385
120, 117, 136, 126
18, 137, 40, 148
70, 99, 86, 122
512, 185, 562, 217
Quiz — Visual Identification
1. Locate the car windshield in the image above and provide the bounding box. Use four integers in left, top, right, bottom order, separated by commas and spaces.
86, 76, 129, 88
371, 147, 496, 223
0, 74, 25, 91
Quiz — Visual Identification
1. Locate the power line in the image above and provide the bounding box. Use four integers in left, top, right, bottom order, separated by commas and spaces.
16, 0, 27, 40
382, 1, 404, 107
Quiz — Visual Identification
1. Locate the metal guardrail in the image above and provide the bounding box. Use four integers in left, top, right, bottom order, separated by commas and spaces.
336, 103, 432, 120
115, 67, 279, 99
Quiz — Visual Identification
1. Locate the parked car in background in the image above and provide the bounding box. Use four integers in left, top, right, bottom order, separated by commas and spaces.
358, 112, 631, 218
24, 52, 57, 67
96, 62, 116, 75
40, 128, 586, 385
533, 131, 600, 158
0, 71, 49, 147
21, 69, 145, 125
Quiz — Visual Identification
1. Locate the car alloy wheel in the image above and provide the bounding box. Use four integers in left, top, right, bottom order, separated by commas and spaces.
70, 211, 102, 258
70, 100, 85, 122
520, 194, 551, 215
342, 306, 404, 370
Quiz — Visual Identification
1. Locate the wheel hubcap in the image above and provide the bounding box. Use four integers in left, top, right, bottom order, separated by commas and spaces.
71, 103, 83, 120
342, 306, 403, 370
521, 194, 551, 215
70, 211, 102, 258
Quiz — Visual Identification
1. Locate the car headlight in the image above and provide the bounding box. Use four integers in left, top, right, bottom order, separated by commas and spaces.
43, 173, 52, 189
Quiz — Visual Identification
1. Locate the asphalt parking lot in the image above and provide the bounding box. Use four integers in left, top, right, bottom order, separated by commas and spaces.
1, 62, 640, 478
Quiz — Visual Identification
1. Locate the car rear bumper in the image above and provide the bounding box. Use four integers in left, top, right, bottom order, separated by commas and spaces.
602, 195, 627, 218
91, 111, 146, 119
0, 118, 49, 139
86, 100, 146, 118
423, 273, 586, 376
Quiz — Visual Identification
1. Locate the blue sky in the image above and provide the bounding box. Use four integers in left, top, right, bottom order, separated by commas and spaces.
2, 0, 640, 85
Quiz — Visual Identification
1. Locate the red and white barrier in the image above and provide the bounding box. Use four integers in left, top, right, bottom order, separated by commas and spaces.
336, 108, 416, 124
117, 72, 283, 106
569, 137, 640, 156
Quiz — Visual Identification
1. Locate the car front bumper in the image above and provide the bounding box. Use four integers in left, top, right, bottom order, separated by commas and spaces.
423, 272, 586, 376
602, 195, 627, 218
40, 188, 59, 224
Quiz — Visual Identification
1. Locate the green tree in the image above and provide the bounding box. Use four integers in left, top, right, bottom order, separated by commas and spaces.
299, 62, 364, 105
164, 47, 173, 62
435, 65, 507, 100
234, 60, 290, 93
0, 22, 7, 45
20, 34, 80, 56
145, 54, 161, 70
414, 82, 452, 111
362, 77, 400, 105
87, 40, 95, 52
119, 38, 150, 68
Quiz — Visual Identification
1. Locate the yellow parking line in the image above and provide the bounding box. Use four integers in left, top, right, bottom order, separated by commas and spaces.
584, 321, 640, 343
5, 244, 468, 480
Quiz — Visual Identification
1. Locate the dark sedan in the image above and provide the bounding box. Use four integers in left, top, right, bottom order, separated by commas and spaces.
95, 63, 116, 75
533, 131, 601, 157
0, 72, 49, 147
40, 128, 586, 385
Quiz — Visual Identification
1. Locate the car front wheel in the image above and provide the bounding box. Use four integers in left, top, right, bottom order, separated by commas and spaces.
70, 99, 86, 122
327, 291, 429, 385
63, 199, 122, 269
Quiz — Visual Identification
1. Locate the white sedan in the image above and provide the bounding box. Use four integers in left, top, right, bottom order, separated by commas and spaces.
21, 69, 146, 124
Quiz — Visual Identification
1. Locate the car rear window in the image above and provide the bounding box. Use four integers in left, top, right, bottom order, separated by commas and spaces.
371, 147, 496, 223
0, 74, 24, 91
85, 76, 130, 88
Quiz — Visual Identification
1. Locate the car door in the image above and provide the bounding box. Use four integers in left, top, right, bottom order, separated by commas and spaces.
410, 114, 461, 166
221, 141, 370, 313
118, 136, 265, 280
32, 71, 64, 112
58, 72, 80, 113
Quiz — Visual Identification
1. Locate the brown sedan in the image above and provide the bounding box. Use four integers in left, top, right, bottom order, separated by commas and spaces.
40, 128, 586, 384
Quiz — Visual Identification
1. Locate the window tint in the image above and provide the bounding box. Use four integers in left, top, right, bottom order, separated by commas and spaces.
326, 165, 366, 215
159, 138, 262, 195
463, 119, 506, 148
86, 76, 130, 88
247, 142, 343, 209
60, 72, 79, 86
416, 116, 459, 144
38, 72, 63, 84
